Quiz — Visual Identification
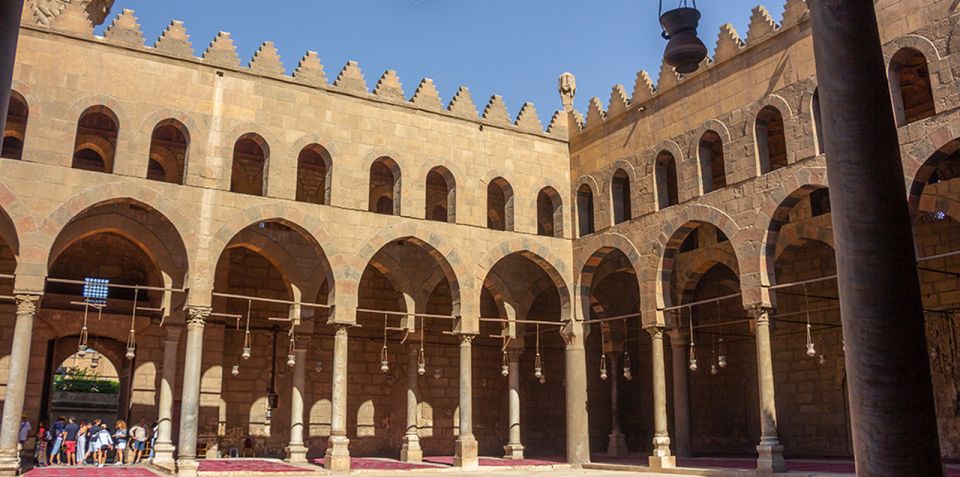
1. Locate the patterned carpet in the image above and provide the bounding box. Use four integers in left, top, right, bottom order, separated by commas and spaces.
312, 457, 444, 470
198, 459, 309, 473
24, 467, 157, 477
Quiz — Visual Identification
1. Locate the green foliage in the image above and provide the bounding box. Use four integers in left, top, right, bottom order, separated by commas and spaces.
53, 367, 120, 394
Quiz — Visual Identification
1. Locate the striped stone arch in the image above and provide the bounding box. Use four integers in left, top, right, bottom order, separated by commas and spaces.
676, 247, 741, 305
746, 93, 799, 171
477, 238, 572, 322
575, 233, 643, 325
905, 119, 960, 215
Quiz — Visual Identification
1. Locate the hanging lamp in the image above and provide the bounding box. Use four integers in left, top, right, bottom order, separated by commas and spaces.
600, 353, 608, 381
803, 283, 817, 357
534, 324, 544, 380
623, 351, 633, 381
688, 306, 698, 372
417, 319, 427, 376
500, 336, 509, 377
125, 288, 139, 360
241, 300, 252, 360
659, 0, 708, 74
380, 314, 390, 373
286, 328, 296, 367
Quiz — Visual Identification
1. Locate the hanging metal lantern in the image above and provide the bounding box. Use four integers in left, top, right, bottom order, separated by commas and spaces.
659, 0, 708, 75
286, 334, 296, 367
710, 364, 719, 376
806, 324, 817, 357
622, 352, 633, 381
125, 346, 136, 360
125, 329, 136, 361
501, 351, 509, 377
417, 345, 427, 376
689, 355, 698, 372
718, 338, 727, 368
534, 352, 543, 380
599, 353, 608, 381
379, 344, 390, 373
231, 364, 240, 376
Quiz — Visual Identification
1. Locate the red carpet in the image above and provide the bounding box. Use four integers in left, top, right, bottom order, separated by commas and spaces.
422, 456, 561, 466
198, 459, 307, 473
311, 457, 442, 470
25, 467, 156, 477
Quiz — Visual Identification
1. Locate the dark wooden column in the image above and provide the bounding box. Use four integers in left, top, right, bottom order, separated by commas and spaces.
0, 0, 24, 136
808, 1, 944, 475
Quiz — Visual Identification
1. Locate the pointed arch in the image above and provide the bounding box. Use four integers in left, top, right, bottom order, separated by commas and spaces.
73, 105, 119, 173
425, 165, 456, 223
487, 176, 514, 231
231, 133, 269, 196
369, 156, 401, 215
148, 118, 189, 184
2, 90, 28, 160
296, 143, 332, 205
537, 186, 563, 238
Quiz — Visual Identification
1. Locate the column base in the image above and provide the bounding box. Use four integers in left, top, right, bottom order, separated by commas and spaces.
0, 451, 18, 477
400, 435, 423, 463
756, 442, 786, 474
285, 444, 309, 464
503, 443, 525, 460
454, 434, 478, 469
151, 443, 177, 473
649, 455, 676, 470
177, 457, 199, 477
607, 431, 628, 457
324, 436, 351, 471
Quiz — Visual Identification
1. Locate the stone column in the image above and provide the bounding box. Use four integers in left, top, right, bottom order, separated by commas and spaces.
808, 2, 944, 475
503, 348, 524, 459
0, 0, 24, 138
453, 334, 478, 469
606, 352, 627, 456
648, 327, 675, 470
561, 320, 590, 466
285, 348, 308, 463
750, 307, 785, 473
0, 294, 39, 477
152, 326, 182, 470
324, 325, 350, 471
667, 330, 692, 458
400, 344, 422, 462
176, 306, 210, 477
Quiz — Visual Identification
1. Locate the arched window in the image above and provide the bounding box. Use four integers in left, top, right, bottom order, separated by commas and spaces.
2, 91, 27, 160
756, 106, 788, 173
231, 133, 268, 196
369, 156, 401, 215
147, 119, 188, 184
889, 48, 935, 126
537, 186, 563, 238
611, 169, 632, 224
487, 177, 514, 231
655, 151, 679, 210
425, 166, 456, 223
296, 144, 332, 205
72, 106, 119, 173
577, 184, 595, 237
698, 130, 726, 193
812, 88, 825, 155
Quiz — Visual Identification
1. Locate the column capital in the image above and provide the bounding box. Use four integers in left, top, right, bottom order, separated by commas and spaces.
747, 305, 774, 324
14, 294, 40, 314
185, 306, 211, 328
559, 319, 584, 346
455, 333, 476, 345
646, 326, 666, 340
335, 324, 351, 337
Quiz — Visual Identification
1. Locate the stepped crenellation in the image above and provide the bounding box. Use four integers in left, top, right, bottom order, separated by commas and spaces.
22, 5, 562, 138
571, 0, 808, 136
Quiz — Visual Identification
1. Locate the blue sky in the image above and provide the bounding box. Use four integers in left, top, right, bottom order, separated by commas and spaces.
105, 1, 784, 119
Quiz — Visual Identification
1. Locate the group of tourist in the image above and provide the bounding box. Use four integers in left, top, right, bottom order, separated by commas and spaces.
27, 416, 156, 468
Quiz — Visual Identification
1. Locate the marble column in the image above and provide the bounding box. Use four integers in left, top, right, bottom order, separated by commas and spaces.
667, 330, 692, 458
502, 348, 524, 459
750, 307, 785, 473
285, 348, 308, 463
400, 344, 422, 462
0, 0, 24, 138
453, 334, 478, 469
606, 352, 627, 456
648, 327, 675, 470
324, 325, 350, 471
561, 320, 590, 466
0, 295, 40, 477
152, 326, 182, 470
176, 306, 209, 477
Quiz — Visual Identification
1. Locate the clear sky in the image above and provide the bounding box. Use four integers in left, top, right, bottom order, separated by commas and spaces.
105, 1, 784, 120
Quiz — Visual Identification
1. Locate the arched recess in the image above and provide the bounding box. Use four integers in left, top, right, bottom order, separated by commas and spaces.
231, 133, 269, 196
369, 156, 401, 215
73, 105, 119, 173
487, 177, 514, 231
889, 47, 936, 126
697, 130, 727, 193
656, 214, 742, 312
478, 242, 572, 324
0, 204, 19, 296
755, 106, 788, 174
577, 183, 596, 237
2, 90, 28, 160
578, 240, 644, 325
611, 168, 632, 224
537, 186, 563, 238
425, 166, 456, 223
296, 144, 332, 205
147, 119, 189, 184
760, 185, 832, 293
655, 150, 679, 210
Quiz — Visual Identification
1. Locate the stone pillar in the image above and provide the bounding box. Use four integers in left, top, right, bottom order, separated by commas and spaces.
324, 325, 350, 471
750, 307, 785, 474
0, 0, 24, 138
400, 344, 422, 463
453, 334, 478, 470
561, 320, 590, 466
152, 326, 182, 471
285, 348, 308, 463
176, 306, 210, 477
606, 352, 627, 457
503, 348, 524, 459
648, 327, 675, 470
0, 294, 39, 477
808, 2, 944, 475
667, 330, 692, 458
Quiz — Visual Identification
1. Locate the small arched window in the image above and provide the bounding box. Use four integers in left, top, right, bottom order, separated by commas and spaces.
756, 106, 788, 173
72, 105, 119, 173
889, 48, 935, 126
611, 169, 632, 224
296, 144, 332, 205
148, 119, 188, 184
425, 166, 456, 223
487, 177, 514, 231
231, 133, 268, 196
537, 186, 563, 238
577, 184, 595, 237
812, 88, 825, 156
698, 130, 726, 193
369, 156, 401, 216
2, 91, 28, 160
655, 151, 679, 210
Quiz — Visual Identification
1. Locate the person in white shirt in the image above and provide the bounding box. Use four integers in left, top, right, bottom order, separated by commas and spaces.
94, 424, 113, 468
